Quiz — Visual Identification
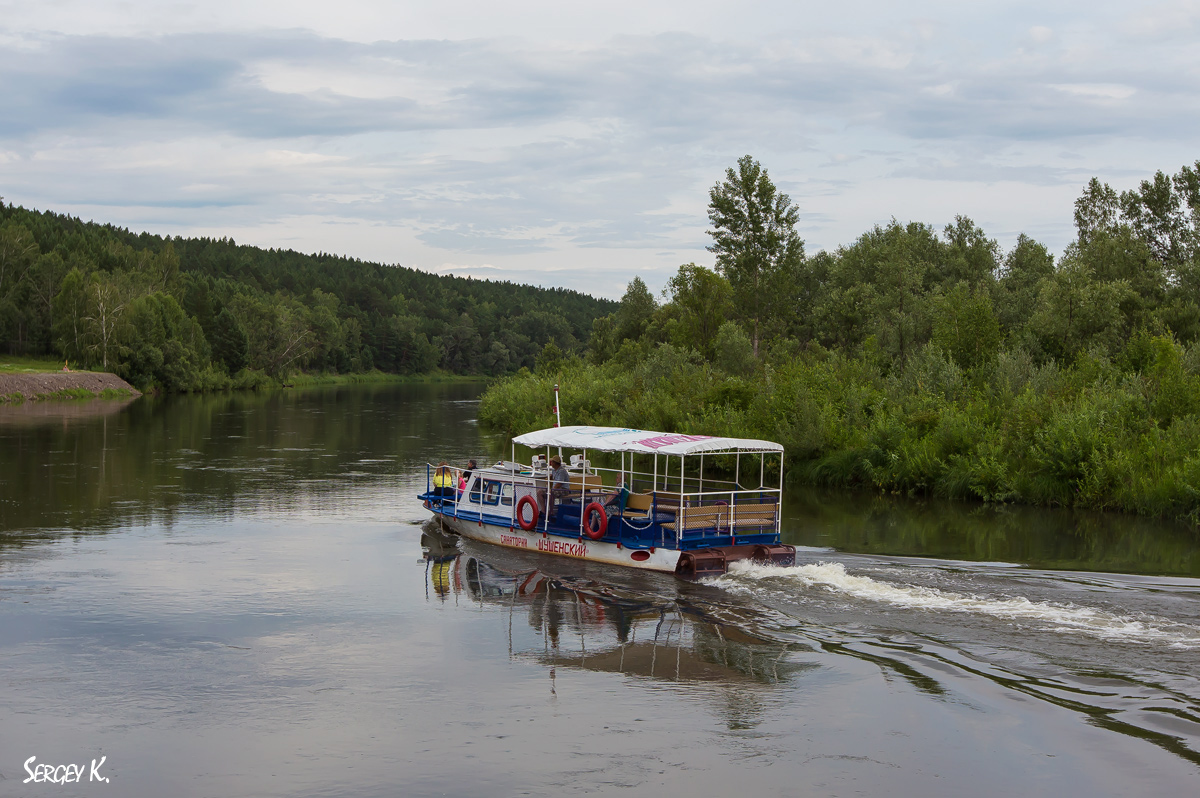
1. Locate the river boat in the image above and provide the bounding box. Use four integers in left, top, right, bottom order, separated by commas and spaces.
419, 425, 795, 577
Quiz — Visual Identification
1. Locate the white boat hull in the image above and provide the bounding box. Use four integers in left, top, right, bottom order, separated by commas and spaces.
434, 512, 683, 573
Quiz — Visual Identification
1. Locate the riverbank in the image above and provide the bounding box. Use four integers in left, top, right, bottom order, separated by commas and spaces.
285, 371, 486, 388
0, 365, 484, 403
479, 340, 1200, 524
0, 371, 140, 402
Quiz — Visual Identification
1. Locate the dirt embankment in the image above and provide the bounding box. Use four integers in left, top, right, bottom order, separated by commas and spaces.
0, 371, 141, 400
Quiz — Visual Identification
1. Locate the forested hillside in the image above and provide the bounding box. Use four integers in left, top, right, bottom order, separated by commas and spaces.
0, 204, 614, 389
481, 157, 1200, 520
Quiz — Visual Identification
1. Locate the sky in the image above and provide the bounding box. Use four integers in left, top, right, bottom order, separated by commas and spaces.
1, 1, 1198, 298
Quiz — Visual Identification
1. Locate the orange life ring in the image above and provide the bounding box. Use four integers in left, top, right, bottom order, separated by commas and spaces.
516, 495, 539, 530
583, 502, 607, 540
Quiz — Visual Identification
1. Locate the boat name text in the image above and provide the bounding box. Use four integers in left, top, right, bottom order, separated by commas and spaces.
537, 538, 588, 557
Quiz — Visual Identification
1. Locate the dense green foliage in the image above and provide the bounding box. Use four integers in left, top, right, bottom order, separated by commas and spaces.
481, 158, 1200, 521
0, 204, 614, 390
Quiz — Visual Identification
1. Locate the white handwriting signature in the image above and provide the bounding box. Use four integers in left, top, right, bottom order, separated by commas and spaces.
23, 755, 109, 784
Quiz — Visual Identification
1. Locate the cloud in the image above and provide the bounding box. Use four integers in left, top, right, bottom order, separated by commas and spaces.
6, 27, 1193, 145
1048, 83, 1137, 101
1126, 1, 1200, 39
888, 158, 1100, 187
1, 6, 1196, 290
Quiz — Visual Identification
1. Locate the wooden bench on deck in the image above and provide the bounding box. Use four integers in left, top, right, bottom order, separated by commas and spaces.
619, 492, 685, 520
727, 502, 779, 529
669, 502, 778, 534
646, 491, 684, 515
545, 473, 605, 503
567, 473, 606, 495
621, 492, 653, 520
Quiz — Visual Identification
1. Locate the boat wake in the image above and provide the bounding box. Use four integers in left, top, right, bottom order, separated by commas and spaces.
715, 561, 1200, 649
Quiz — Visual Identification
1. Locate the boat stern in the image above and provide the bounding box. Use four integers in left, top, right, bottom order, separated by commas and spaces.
675, 543, 795, 579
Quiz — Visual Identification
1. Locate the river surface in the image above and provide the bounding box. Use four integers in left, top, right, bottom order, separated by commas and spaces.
2, 384, 1199, 797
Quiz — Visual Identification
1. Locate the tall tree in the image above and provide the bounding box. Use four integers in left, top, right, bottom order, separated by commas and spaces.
1073, 178, 1120, 246
52, 267, 89, 363
995, 234, 1055, 336
0, 221, 39, 304
1028, 254, 1133, 361
706, 155, 804, 357
209, 307, 248, 374
663, 263, 733, 357
615, 277, 656, 343
82, 272, 130, 369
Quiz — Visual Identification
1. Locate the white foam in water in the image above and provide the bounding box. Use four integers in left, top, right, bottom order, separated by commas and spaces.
717, 561, 1200, 649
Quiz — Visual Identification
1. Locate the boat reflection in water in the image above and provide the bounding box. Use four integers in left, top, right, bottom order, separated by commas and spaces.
420, 527, 807, 693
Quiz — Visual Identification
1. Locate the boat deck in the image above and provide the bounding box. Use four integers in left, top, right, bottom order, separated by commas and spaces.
420, 489, 782, 552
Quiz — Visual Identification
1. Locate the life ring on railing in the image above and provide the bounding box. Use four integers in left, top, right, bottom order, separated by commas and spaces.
516, 495, 539, 530
583, 502, 607, 540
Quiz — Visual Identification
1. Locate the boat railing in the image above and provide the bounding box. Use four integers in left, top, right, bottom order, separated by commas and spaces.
422, 462, 459, 519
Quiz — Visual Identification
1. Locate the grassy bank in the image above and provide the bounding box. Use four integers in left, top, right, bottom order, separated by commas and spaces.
0, 356, 73, 373
0, 367, 141, 403
1, 387, 137, 403
479, 336, 1200, 524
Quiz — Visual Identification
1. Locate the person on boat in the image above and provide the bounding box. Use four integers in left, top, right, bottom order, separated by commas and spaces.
460, 460, 477, 493
604, 479, 631, 513
432, 461, 456, 497
548, 455, 570, 518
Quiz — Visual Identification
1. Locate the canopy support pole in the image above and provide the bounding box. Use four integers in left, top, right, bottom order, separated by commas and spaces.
777, 452, 784, 534
580, 447, 587, 539
543, 446, 551, 532
677, 454, 684, 550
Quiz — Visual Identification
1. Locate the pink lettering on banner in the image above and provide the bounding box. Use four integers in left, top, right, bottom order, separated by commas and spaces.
635, 434, 714, 450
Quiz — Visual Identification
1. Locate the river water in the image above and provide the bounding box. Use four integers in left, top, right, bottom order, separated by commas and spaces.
2, 384, 1199, 797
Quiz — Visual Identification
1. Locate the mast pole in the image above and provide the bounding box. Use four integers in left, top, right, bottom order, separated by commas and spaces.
553, 383, 563, 461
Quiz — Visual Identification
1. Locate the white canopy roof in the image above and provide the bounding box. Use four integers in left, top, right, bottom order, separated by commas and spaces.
511, 425, 783, 456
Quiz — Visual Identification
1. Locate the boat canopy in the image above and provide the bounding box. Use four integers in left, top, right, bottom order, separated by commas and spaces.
511, 425, 783, 456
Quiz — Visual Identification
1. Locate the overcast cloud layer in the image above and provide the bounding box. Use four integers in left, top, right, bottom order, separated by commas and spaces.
2, 1, 1198, 296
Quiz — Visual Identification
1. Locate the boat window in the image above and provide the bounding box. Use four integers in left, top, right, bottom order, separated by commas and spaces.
499, 483, 514, 506
468, 477, 482, 503
480, 480, 504, 506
